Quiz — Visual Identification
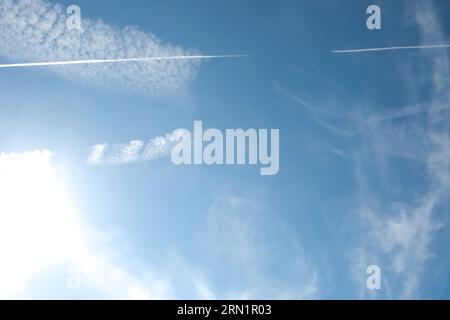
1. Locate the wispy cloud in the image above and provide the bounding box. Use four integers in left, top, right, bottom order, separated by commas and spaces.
0, 0, 209, 95
87, 130, 187, 166
204, 195, 319, 299
275, 82, 354, 137
353, 134, 448, 298
274, 81, 331, 117
349, 0, 450, 299
275, 1, 450, 299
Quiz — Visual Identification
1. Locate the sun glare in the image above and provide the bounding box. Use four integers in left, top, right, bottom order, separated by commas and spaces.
0, 150, 84, 298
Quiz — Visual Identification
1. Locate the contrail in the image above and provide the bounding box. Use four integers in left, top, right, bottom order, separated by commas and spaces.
332, 44, 450, 53
0, 54, 247, 69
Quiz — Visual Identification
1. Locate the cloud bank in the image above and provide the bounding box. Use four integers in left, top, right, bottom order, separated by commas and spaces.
0, 0, 201, 95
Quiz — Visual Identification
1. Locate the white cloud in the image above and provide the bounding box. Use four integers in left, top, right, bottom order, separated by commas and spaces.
357, 194, 442, 298
87, 131, 187, 166
0, 0, 201, 95
0, 149, 169, 299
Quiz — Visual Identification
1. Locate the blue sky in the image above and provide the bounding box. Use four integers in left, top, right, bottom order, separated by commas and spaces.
0, 0, 449, 299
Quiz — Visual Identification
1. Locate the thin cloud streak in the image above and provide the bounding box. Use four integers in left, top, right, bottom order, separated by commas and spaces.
0, 55, 248, 69
332, 44, 450, 54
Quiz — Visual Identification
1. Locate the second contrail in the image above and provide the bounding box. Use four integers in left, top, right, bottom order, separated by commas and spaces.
332, 44, 450, 53
0, 54, 248, 69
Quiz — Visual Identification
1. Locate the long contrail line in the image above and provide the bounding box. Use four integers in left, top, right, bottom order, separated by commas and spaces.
0, 54, 247, 69
332, 44, 450, 53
